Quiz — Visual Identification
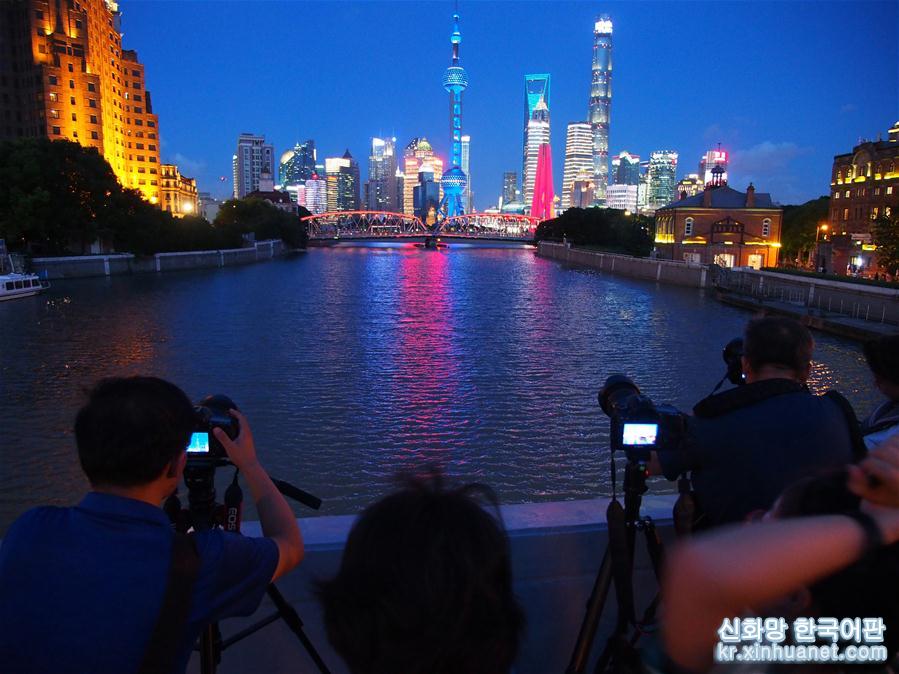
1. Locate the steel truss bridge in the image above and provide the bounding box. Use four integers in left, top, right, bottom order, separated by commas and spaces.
301, 211, 540, 242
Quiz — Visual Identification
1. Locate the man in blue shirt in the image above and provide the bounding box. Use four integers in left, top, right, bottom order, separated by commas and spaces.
0, 377, 304, 674
650, 316, 856, 529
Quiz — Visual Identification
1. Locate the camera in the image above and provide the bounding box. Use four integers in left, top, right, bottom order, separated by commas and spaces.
598, 375, 686, 462
186, 394, 239, 464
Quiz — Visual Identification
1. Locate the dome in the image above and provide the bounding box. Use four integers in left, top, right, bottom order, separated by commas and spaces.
443, 66, 469, 93
416, 138, 432, 153
440, 166, 467, 194
279, 149, 295, 165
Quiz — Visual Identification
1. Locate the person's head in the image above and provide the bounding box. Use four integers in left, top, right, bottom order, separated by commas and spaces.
318, 473, 525, 674
771, 472, 899, 655
742, 316, 814, 383
863, 335, 899, 402
74, 376, 195, 491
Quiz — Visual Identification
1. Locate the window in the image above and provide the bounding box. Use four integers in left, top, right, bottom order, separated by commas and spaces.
50, 109, 59, 119
70, 96, 75, 105
89, 115, 97, 124
845, 190, 850, 198
71, 113, 76, 121
87, 82, 95, 92
88, 99, 96, 108
35, 10, 43, 18
68, 80, 74, 89
887, 207, 893, 217
684, 217, 694, 236
843, 208, 849, 220
134, 107, 142, 114
834, 192, 840, 199
48, 76, 57, 85
875, 188, 881, 196
48, 92, 57, 102
39, 44, 47, 54
90, 131, 98, 140
762, 218, 771, 237
5, 282, 13, 291
888, 187, 894, 195
67, 63, 73, 72
872, 208, 879, 220
75, 20, 82, 29
52, 126, 60, 135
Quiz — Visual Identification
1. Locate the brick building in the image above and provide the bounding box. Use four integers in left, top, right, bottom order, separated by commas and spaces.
828, 122, 899, 273
654, 183, 782, 269
0, 0, 189, 206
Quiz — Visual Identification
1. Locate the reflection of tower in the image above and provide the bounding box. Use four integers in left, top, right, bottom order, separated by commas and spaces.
531, 142, 555, 220
439, 10, 468, 219
589, 15, 613, 205
523, 97, 550, 207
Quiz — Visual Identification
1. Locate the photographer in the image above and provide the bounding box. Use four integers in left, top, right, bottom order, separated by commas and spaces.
861, 334, 899, 450
0, 376, 303, 674
651, 316, 856, 529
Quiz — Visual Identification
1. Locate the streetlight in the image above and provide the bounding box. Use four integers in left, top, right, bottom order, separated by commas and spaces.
815, 223, 829, 243
814, 223, 830, 272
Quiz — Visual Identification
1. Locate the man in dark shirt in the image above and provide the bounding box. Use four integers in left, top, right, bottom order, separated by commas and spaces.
0, 377, 304, 674
652, 316, 856, 529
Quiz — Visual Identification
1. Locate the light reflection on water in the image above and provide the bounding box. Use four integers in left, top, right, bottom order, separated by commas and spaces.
0, 245, 878, 532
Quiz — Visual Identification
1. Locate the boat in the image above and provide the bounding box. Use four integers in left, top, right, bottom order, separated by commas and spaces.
415, 236, 448, 250
0, 243, 48, 301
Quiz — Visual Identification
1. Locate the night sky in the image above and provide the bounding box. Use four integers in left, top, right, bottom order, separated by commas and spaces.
122, 1, 898, 207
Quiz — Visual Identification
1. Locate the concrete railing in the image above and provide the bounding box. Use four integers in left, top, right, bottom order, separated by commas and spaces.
718, 268, 899, 326
191, 495, 677, 674
32, 240, 286, 280
537, 241, 709, 288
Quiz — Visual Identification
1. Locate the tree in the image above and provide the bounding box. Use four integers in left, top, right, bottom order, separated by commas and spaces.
780, 196, 830, 265
535, 207, 653, 257
213, 198, 306, 249
872, 214, 899, 276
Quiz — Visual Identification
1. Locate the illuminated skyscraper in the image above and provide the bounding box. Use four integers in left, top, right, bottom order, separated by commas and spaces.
402, 137, 442, 216
648, 151, 679, 210
234, 133, 275, 198
325, 150, 360, 211
612, 151, 641, 186
279, 140, 316, 189
561, 122, 593, 210
588, 15, 613, 205
439, 11, 468, 218
522, 74, 551, 191
676, 174, 704, 198
531, 142, 555, 220
305, 173, 327, 214
366, 137, 398, 211
461, 135, 471, 212
0, 0, 167, 203
523, 97, 550, 208
699, 148, 728, 185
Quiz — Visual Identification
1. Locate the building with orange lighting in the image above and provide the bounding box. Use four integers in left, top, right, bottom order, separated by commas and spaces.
160, 164, 198, 218
654, 182, 782, 269
0, 0, 166, 204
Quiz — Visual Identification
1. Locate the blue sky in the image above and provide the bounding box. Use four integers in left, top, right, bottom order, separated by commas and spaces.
122, 0, 898, 207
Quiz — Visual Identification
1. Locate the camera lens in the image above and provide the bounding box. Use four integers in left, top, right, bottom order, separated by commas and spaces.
598, 374, 641, 416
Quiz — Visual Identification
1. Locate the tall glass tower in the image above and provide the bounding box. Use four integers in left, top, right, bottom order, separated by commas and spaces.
440, 11, 468, 219
589, 15, 613, 205
522, 74, 551, 195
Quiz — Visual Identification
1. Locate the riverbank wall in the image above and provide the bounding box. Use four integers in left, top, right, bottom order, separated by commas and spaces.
31, 239, 287, 280
536, 241, 709, 288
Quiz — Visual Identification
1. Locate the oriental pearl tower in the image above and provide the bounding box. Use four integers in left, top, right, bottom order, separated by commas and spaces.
439, 8, 468, 219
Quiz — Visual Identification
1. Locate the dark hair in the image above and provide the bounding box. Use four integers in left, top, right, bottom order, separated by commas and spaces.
863, 335, 899, 386
318, 474, 525, 674
743, 316, 813, 374
776, 472, 899, 656
74, 376, 195, 487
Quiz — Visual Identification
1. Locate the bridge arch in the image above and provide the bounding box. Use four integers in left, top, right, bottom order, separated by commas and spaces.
301, 211, 427, 239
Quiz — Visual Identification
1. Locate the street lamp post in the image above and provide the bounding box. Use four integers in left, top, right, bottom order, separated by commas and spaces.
814, 223, 829, 272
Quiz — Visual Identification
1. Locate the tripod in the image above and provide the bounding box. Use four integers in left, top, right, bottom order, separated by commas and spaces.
167, 463, 331, 674
566, 457, 672, 674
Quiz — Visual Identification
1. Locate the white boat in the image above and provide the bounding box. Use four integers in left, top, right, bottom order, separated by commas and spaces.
0, 272, 46, 301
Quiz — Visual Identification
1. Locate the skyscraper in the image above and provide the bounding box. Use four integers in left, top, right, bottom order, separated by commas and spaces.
523, 98, 550, 208
461, 135, 471, 212
676, 174, 704, 198
562, 122, 593, 210
402, 138, 442, 217
648, 151, 679, 210
279, 140, 316, 189
612, 151, 641, 186
439, 11, 468, 218
325, 150, 360, 211
305, 173, 327, 214
234, 133, 275, 198
366, 137, 398, 211
699, 149, 728, 185
588, 15, 613, 205
531, 142, 555, 220
0, 0, 164, 203
606, 184, 637, 212
522, 74, 551, 194
502, 172, 518, 207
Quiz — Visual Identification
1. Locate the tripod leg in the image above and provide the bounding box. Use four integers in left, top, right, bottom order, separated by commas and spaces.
266, 585, 332, 674
566, 548, 613, 674
199, 624, 221, 674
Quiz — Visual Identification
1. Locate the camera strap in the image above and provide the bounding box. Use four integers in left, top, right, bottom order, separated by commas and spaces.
137, 532, 202, 674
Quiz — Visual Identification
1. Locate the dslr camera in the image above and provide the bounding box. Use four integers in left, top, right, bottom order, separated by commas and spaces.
598, 375, 687, 462
186, 394, 239, 465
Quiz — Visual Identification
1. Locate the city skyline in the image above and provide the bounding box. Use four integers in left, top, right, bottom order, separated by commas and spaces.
119, 1, 896, 207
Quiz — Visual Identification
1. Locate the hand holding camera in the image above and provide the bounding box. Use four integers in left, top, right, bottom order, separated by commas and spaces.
213, 409, 260, 472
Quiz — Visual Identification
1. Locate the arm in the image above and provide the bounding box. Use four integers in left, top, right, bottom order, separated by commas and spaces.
214, 411, 304, 581
663, 510, 899, 672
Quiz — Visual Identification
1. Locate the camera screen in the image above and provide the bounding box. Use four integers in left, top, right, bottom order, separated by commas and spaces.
186, 432, 210, 454
622, 423, 658, 446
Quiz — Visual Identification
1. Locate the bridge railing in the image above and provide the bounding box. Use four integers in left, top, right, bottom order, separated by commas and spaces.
302, 211, 541, 240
